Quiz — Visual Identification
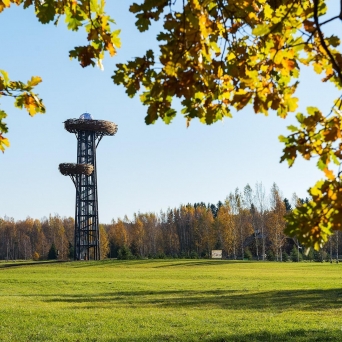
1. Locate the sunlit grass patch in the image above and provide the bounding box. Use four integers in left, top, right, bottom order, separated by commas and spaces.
0, 260, 341, 341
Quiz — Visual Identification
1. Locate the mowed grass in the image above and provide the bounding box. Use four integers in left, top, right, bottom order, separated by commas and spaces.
1, 260, 342, 341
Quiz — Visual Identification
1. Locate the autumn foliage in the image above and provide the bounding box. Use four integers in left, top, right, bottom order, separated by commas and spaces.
1, 183, 340, 261
2, 0, 342, 249
0, 214, 109, 261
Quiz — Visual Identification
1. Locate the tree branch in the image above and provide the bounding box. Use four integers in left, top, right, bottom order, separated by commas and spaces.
320, 15, 339, 26
313, 0, 342, 85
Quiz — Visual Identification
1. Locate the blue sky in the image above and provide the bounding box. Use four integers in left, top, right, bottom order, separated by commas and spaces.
1, 1, 340, 223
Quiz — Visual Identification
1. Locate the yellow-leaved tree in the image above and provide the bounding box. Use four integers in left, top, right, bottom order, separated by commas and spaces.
112, 0, 342, 250
99, 224, 110, 259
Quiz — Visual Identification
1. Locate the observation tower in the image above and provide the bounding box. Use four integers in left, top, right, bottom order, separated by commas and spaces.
59, 113, 118, 260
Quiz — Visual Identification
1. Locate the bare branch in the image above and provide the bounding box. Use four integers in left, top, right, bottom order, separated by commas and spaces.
313, 0, 342, 85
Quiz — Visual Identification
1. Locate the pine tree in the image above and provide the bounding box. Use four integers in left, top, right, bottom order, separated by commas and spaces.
117, 245, 133, 260
68, 242, 74, 259
290, 246, 303, 262
244, 248, 253, 260
47, 243, 57, 260
283, 198, 292, 212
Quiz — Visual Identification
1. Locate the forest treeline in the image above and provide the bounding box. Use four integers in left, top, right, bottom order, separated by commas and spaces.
1, 183, 340, 261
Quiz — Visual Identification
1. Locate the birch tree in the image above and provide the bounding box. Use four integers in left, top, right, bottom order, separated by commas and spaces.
268, 183, 287, 261
255, 182, 267, 260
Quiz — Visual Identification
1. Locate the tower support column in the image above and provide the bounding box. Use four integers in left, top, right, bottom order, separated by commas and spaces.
75, 130, 99, 260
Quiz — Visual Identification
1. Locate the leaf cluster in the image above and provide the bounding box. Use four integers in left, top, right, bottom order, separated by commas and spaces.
0, 70, 44, 151
0, 0, 120, 151
285, 178, 342, 250
113, 0, 317, 125
1, 0, 121, 68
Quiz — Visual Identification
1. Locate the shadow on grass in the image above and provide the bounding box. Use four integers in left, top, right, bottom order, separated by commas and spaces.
0, 259, 313, 269
44, 288, 342, 312
71, 259, 254, 269
211, 329, 342, 342
110, 328, 342, 341
0, 260, 67, 268
71, 259, 167, 268
153, 260, 254, 268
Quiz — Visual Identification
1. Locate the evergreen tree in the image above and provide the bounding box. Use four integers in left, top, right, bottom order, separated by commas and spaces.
217, 201, 223, 211
129, 241, 140, 258
282, 252, 289, 262
117, 245, 133, 260
244, 248, 253, 260
190, 251, 199, 259
283, 198, 292, 212
47, 243, 57, 260
68, 242, 74, 259
209, 203, 218, 218
290, 246, 303, 262
266, 250, 275, 261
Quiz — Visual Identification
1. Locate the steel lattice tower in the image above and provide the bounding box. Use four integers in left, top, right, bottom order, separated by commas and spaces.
59, 113, 118, 260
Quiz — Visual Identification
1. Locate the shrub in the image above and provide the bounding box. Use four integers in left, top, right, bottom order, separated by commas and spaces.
282, 252, 289, 262
313, 250, 327, 262
313, 250, 321, 262
179, 252, 186, 259
244, 248, 253, 260
158, 252, 166, 259
68, 242, 74, 259
266, 250, 275, 261
200, 251, 209, 258
117, 245, 134, 260
190, 251, 199, 259
326, 253, 332, 262
32, 251, 40, 261
129, 241, 139, 257
290, 246, 303, 262
304, 248, 314, 261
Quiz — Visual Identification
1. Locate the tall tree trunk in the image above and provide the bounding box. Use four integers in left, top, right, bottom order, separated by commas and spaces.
336, 232, 339, 263
261, 222, 265, 261
255, 233, 259, 260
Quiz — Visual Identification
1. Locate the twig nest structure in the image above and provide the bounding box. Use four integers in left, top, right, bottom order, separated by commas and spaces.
59, 163, 94, 176
64, 119, 118, 136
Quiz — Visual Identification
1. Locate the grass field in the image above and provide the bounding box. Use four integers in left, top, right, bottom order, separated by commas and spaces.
1, 259, 342, 341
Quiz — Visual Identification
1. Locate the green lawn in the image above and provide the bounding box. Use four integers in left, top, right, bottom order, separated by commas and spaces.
0, 259, 342, 341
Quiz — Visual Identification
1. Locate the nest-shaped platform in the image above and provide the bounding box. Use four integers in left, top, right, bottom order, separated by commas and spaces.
64, 119, 118, 136
59, 163, 94, 176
